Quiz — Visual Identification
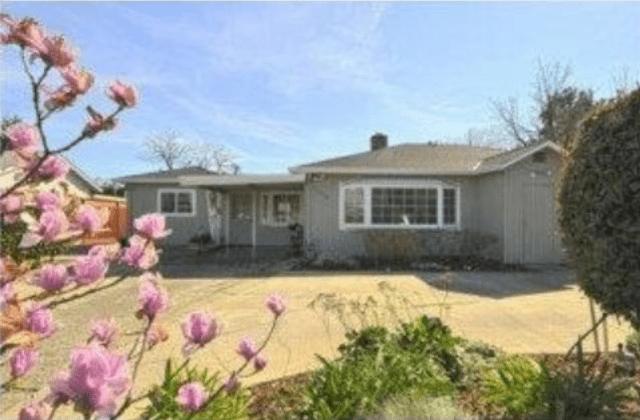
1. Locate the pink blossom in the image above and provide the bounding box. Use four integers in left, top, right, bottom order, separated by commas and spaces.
137, 273, 169, 321
133, 213, 169, 240
0, 193, 24, 224
33, 263, 68, 292
18, 400, 51, 420
33, 208, 69, 242
120, 235, 159, 269
84, 107, 116, 136
88, 243, 121, 262
0, 16, 48, 56
23, 155, 70, 181
265, 293, 287, 317
72, 204, 105, 234
34, 191, 61, 211
61, 66, 94, 95
107, 80, 137, 107
253, 353, 268, 371
41, 35, 75, 68
146, 323, 169, 350
25, 304, 54, 337
0, 282, 16, 311
88, 317, 119, 348
6, 123, 41, 158
70, 254, 109, 286
181, 310, 221, 356
223, 375, 241, 395
236, 336, 259, 361
49, 344, 131, 416
176, 382, 207, 413
10, 347, 39, 379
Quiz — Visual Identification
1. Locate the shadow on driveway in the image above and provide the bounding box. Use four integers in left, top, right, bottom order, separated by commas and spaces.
415, 265, 577, 299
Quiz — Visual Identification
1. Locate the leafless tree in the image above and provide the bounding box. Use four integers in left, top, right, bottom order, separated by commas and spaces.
491, 58, 577, 147
138, 130, 189, 170
182, 141, 241, 174
610, 65, 640, 98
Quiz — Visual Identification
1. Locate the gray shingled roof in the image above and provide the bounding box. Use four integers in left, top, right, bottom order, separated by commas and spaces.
290, 141, 565, 175
290, 143, 507, 175
114, 167, 218, 184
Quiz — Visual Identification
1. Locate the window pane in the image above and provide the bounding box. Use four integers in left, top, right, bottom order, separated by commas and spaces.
262, 195, 269, 223
344, 187, 364, 224
444, 188, 456, 225
160, 192, 175, 214
427, 189, 437, 224
288, 195, 301, 223
231, 194, 251, 220
177, 192, 193, 213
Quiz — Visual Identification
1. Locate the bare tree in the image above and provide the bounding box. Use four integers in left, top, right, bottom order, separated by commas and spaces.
182, 142, 241, 174
138, 130, 189, 170
491, 58, 578, 147
610, 65, 640, 98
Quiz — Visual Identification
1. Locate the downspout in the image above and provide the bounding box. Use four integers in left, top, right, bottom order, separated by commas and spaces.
503, 170, 507, 264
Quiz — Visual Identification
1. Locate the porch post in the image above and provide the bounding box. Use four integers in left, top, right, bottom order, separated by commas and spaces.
225, 192, 230, 253
252, 190, 257, 258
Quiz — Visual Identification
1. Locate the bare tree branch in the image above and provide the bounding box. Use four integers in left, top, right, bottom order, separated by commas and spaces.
182, 142, 241, 173
138, 130, 189, 170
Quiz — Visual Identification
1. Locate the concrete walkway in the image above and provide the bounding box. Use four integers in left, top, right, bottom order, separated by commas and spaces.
3, 267, 631, 419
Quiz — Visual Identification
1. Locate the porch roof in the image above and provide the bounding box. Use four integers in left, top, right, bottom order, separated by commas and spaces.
178, 174, 305, 188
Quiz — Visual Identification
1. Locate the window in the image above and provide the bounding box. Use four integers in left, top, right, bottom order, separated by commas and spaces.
340, 181, 460, 229
261, 192, 301, 227
230, 194, 252, 221
158, 189, 196, 216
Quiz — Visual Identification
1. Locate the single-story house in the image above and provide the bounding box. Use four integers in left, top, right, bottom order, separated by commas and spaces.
117, 134, 567, 264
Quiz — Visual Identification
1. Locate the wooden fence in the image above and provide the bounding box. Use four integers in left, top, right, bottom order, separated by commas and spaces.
78, 195, 129, 246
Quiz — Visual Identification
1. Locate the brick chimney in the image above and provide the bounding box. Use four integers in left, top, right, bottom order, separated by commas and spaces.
370, 133, 388, 151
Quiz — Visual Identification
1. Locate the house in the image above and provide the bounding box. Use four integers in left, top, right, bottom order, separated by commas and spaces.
0, 152, 129, 245
117, 134, 566, 264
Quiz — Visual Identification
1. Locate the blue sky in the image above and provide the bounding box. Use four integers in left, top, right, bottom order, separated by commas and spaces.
1, 2, 639, 181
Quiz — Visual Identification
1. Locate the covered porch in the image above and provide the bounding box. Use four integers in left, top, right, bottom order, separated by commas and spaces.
178, 174, 305, 255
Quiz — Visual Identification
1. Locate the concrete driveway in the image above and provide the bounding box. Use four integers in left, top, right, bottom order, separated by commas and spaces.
3, 266, 632, 419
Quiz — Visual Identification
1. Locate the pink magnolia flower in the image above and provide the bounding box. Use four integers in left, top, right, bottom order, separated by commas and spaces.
48, 344, 131, 416
33, 263, 68, 292
34, 191, 61, 211
61, 66, 94, 95
137, 273, 169, 321
236, 336, 259, 361
176, 382, 207, 413
88, 317, 119, 348
72, 204, 106, 234
0, 282, 16, 311
84, 107, 116, 136
18, 400, 51, 420
265, 293, 287, 317
181, 310, 221, 356
32, 208, 69, 242
133, 213, 170, 240
25, 304, 54, 337
0, 15, 47, 55
107, 80, 137, 107
70, 254, 109, 286
253, 353, 268, 371
120, 235, 159, 270
88, 243, 121, 262
10, 347, 40, 379
41, 35, 75, 68
0, 193, 24, 224
24, 155, 70, 181
6, 123, 41, 158
223, 375, 241, 395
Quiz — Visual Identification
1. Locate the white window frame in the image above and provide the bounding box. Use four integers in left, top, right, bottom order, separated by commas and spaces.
157, 188, 197, 217
260, 191, 302, 227
339, 180, 460, 230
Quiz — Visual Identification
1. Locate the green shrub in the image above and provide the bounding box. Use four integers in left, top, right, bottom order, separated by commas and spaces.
140, 358, 250, 420
367, 393, 473, 420
542, 357, 635, 420
558, 87, 640, 328
483, 355, 549, 419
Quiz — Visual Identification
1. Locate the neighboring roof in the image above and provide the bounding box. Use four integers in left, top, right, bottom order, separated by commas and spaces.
114, 167, 218, 184
290, 141, 565, 176
0, 152, 102, 193
179, 174, 305, 187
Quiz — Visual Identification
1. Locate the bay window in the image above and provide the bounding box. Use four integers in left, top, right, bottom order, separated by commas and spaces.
339, 181, 459, 229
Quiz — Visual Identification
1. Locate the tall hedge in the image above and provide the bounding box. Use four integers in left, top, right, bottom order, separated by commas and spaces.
558, 89, 640, 329
557, 88, 640, 329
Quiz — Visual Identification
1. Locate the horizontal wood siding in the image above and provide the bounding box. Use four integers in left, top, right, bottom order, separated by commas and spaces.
472, 172, 505, 261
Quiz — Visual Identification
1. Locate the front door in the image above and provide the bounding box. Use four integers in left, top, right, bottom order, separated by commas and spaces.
522, 172, 563, 264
